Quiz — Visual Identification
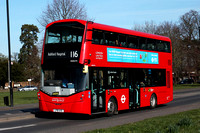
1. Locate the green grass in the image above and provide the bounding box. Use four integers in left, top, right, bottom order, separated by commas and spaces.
86, 109, 200, 133
0, 91, 38, 106
173, 84, 200, 90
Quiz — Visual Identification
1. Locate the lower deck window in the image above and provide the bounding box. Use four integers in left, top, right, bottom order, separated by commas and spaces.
90, 68, 166, 89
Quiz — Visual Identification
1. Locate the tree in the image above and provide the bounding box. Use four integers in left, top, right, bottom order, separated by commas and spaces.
132, 21, 157, 34
38, 0, 88, 27
19, 24, 40, 82
0, 53, 7, 60
0, 57, 8, 88
11, 61, 26, 82
179, 10, 200, 80
0, 53, 28, 88
179, 10, 200, 41
12, 52, 19, 62
19, 24, 39, 64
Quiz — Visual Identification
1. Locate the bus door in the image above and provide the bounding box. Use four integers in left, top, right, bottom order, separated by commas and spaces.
128, 69, 141, 108
90, 69, 106, 113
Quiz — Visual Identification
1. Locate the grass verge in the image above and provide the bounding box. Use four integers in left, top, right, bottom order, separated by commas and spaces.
173, 84, 200, 90
86, 109, 200, 133
0, 91, 38, 106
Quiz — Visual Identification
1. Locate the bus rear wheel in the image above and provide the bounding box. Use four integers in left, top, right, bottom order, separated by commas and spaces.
150, 94, 157, 109
107, 98, 118, 116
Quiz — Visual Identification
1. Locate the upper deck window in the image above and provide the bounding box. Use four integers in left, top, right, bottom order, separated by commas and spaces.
104, 32, 118, 46
147, 39, 157, 51
127, 36, 138, 49
119, 34, 127, 47
92, 29, 171, 53
92, 30, 104, 45
46, 22, 85, 44
157, 40, 170, 52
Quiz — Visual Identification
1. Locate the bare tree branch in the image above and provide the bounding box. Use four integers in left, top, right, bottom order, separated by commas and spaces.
132, 21, 157, 34
38, 0, 88, 27
179, 10, 200, 41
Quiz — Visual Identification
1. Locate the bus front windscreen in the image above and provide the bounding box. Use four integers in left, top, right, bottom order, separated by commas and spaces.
46, 22, 85, 44
41, 66, 88, 96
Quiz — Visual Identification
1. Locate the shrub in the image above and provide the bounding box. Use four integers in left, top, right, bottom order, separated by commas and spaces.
177, 117, 192, 127
166, 124, 179, 133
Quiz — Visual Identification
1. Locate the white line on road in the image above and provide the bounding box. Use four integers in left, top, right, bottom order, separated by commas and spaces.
0, 124, 36, 131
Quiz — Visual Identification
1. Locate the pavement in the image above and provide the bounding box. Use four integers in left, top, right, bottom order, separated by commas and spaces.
0, 103, 39, 123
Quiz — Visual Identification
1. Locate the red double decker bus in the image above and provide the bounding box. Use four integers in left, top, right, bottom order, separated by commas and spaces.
38, 19, 173, 116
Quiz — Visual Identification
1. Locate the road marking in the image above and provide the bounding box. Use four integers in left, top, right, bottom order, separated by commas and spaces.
5, 113, 12, 115
0, 124, 36, 131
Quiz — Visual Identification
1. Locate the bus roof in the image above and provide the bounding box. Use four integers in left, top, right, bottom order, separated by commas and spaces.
46, 19, 171, 42
46, 19, 87, 28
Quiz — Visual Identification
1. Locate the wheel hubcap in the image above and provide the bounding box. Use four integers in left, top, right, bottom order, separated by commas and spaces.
108, 101, 114, 113
151, 96, 155, 107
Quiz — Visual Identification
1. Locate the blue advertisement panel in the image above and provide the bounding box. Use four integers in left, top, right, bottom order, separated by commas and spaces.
107, 48, 159, 64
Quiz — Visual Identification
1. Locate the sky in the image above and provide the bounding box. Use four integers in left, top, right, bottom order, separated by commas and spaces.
0, 0, 199, 56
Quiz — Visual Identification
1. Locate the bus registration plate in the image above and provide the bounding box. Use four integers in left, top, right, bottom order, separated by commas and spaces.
53, 109, 64, 113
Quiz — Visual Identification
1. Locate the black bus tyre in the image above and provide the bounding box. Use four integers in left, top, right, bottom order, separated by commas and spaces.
107, 98, 118, 116
150, 94, 157, 109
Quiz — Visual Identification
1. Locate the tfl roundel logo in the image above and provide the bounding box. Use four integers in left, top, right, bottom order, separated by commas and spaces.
121, 95, 126, 103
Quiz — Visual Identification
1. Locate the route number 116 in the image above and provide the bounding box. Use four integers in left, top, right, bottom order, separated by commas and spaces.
70, 51, 78, 58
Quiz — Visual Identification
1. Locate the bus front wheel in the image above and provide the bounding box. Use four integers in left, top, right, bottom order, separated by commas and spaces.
107, 98, 118, 116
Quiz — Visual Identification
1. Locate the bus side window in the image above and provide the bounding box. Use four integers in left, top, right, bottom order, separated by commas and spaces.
147, 39, 156, 51
127, 36, 138, 48
139, 38, 147, 50
150, 69, 166, 86
157, 40, 165, 52
92, 30, 104, 45
104, 32, 118, 46
156, 40, 171, 53
107, 70, 120, 89
164, 42, 171, 53
120, 70, 127, 88
119, 34, 127, 47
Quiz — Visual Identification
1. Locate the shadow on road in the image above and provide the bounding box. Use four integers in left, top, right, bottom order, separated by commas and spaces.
33, 104, 168, 121
35, 111, 92, 120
